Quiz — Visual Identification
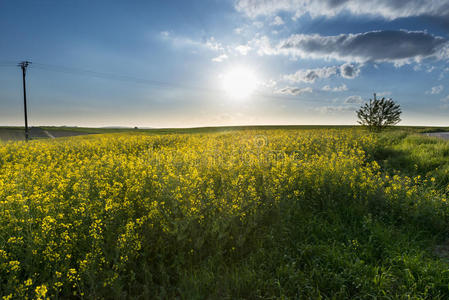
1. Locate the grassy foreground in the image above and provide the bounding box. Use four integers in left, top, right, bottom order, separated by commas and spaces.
0, 128, 448, 299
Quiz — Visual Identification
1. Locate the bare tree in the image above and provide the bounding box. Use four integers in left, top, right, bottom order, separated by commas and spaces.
357, 93, 401, 131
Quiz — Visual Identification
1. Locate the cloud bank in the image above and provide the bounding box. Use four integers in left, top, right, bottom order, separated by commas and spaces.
340, 63, 360, 78
283, 64, 361, 83
212, 54, 228, 62
274, 86, 313, 95
427, 85, 444, 94
283, 66, 338, 83
344, 95, 364, 104
323, 84, 348, 92
278, 30, 448, 65
235, 0, 449, 20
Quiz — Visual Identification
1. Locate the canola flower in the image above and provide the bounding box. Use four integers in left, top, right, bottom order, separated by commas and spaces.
0, 129, 447, 298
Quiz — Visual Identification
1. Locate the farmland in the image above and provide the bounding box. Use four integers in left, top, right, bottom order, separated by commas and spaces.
1, 128, 449, 298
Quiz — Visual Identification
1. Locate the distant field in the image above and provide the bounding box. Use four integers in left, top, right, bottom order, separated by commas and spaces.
1, 125, 448, 142
1, 128, 449, 298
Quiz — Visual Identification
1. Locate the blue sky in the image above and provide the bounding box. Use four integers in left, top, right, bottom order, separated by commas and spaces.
1, 0, 448, 127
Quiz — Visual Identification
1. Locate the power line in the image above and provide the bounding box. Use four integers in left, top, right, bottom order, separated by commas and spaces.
7, 60, 323, 107
30, 62, 321, 103
3, 59, 348, 134
0, 61, 19, 67
31, 62, 220, 94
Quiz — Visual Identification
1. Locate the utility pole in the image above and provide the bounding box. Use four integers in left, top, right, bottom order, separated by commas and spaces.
18, 61, 31, 141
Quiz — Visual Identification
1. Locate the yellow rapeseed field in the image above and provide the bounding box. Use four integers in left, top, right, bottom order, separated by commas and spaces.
0, 129, 448, 298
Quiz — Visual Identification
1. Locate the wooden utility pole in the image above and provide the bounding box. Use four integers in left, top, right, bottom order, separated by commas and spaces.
19, 61, 31, 141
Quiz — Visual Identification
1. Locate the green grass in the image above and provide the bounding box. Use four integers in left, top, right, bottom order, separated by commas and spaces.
371, 131, 449, 187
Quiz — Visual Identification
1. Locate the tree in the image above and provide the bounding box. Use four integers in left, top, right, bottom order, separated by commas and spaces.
357, 93, 401, 132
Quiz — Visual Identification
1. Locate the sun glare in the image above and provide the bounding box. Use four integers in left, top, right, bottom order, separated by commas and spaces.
221, 66, 258, 99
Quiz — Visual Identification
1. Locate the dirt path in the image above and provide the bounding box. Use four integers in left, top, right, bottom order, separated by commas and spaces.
43, 130, 55, 139
425, 132, 449, 140
0, 127, 92, 141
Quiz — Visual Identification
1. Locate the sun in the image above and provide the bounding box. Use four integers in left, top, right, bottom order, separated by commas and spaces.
221, 66, 258, 99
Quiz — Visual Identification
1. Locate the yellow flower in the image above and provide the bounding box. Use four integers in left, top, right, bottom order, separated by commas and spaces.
8, 260, 20, 272
35, 284, 48, 300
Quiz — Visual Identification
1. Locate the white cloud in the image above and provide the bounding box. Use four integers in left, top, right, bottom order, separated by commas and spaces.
441, 95, 449, 103
160, 32, 227, 54
271, 15, 285, 26
212, 54, 228, 62
235, 0, 295, 18
249, 35, 278, 56
426, 66, 436, 73
253, 21, 264, 28
283, 63, 361, 84
262, 79, 277, 88
427, 85, 444, 95
205, 37, 224, 51
160, 31, 170, 38
323, 84, 348, 92
377, 91, 392, 97
235, 0, 449, 20
235, 45, 252, 55
413, 65, 422, 71
344, 95, 364, 104
316, 105, 354, 114
274, 86, 313, 96
234, 27, 244, 34
284, 66, 338, 83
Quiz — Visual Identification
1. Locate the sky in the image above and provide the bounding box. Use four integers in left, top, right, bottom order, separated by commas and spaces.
1, 0, 449, 127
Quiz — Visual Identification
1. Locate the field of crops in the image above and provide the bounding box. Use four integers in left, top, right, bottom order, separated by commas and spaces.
1, 129, 449, 298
